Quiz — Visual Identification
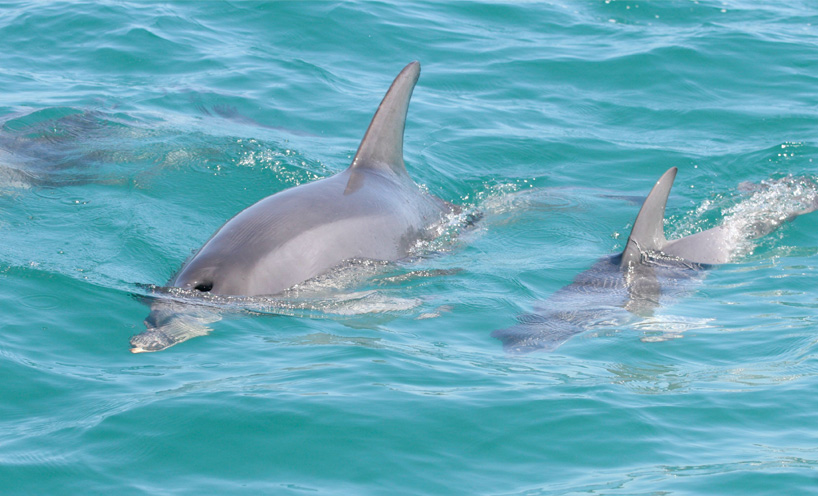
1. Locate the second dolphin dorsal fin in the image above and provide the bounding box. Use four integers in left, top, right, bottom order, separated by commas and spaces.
348, 61, 420, 178
620, 167, 677, 268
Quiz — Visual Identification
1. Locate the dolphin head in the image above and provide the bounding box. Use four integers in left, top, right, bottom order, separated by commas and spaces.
168, 246, 263, 296
170, 258, 222, 294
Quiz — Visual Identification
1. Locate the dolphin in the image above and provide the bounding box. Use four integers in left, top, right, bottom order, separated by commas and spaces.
493, 167, 818, 353
0, 108, 135, 189
131, 61, 457, 353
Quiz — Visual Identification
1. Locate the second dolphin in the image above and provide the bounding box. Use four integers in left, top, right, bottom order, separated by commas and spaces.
493, 167, 818, 353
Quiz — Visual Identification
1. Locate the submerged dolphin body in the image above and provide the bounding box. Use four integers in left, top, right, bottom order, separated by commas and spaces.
493, 167, 818, 353
131, 61, 456, 353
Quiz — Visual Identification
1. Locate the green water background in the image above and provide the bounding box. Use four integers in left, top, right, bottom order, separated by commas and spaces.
1, 1, 818, 494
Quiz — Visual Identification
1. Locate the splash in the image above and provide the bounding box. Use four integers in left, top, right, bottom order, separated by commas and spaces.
675, 175, 818, 262
636, 315, 717, 343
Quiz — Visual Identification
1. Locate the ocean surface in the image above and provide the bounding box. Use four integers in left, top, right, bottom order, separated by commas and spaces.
1, 1, 818, 494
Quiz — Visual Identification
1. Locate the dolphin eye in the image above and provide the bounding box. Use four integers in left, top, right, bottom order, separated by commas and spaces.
194, 282, 213, 292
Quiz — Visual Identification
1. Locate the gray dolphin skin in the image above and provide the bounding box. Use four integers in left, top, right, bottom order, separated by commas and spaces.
131, 61, 456, 353
493, 167, 818, 353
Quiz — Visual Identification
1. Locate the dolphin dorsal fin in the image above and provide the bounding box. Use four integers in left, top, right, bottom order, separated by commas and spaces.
621, 167, 677, 268
348, 61, 420, 177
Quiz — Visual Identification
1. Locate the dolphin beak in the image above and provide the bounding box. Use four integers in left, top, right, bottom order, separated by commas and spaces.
130, 346, 149, 354
129, 312, 218, 354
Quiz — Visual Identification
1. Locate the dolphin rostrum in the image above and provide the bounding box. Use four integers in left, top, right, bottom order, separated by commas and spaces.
493, 167, 818, 353
131, 61, 457, 353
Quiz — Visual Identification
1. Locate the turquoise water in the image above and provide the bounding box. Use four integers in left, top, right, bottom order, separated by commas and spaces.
2, 1, 818, 494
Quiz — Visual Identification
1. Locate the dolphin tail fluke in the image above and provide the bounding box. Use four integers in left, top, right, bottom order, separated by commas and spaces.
348, 61, 420, 177
621, 167, 677, 268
